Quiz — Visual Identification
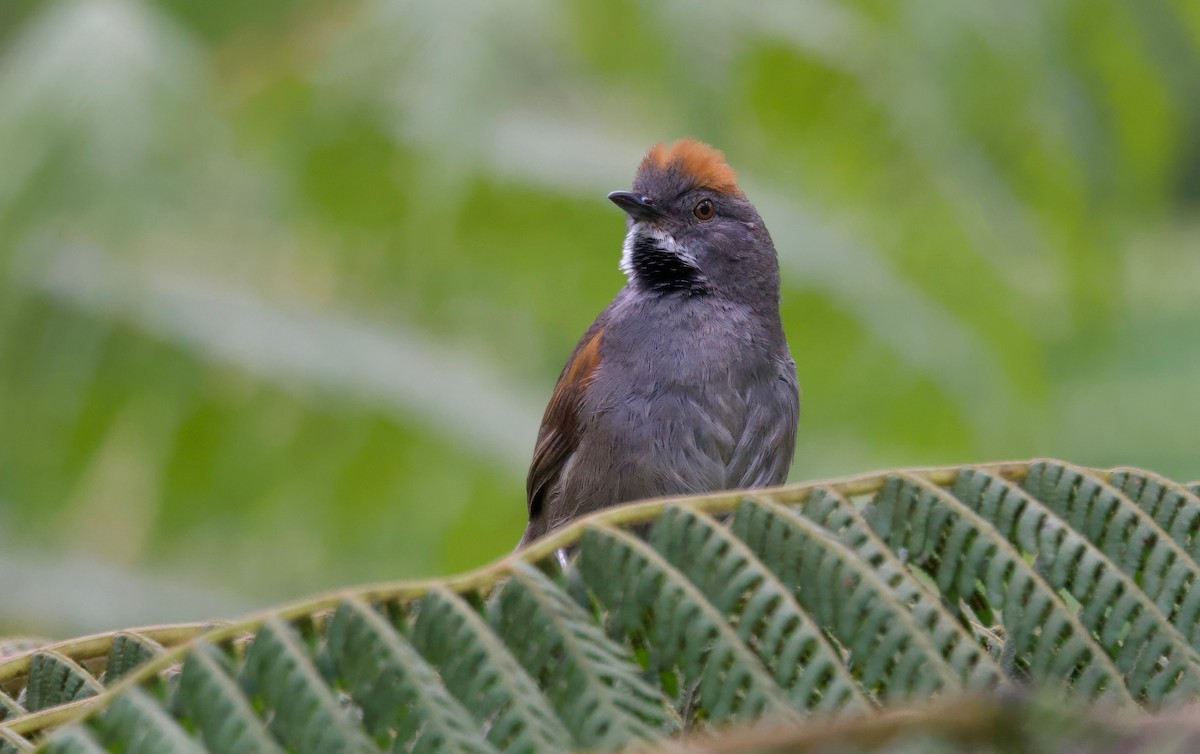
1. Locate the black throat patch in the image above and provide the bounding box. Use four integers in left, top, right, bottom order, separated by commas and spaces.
627, 233, 708, 295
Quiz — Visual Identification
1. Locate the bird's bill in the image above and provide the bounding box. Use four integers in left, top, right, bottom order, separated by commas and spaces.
607, 191, 663, 221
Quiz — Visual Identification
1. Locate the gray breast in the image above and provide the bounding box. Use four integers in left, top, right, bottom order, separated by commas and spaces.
587, 297, 796, 498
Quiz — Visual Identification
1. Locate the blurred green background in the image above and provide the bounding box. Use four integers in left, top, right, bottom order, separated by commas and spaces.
1, 0, 1198, 638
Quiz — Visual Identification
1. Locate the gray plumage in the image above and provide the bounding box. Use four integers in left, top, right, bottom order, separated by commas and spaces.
521, 139, 799, 548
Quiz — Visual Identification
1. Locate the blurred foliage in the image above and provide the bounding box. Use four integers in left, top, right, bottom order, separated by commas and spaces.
0, 0, 1198, 636
643, 695, 1200, 754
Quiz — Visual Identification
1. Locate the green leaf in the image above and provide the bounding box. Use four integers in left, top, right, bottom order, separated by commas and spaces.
24, 652, 102, 712
95, 688, 205, 754
104, 633, 165, 684
492, 561, 673, 749
325, 597, 497, 753
241, 617, 376, 754
580, 522, 800, 723
173, 641, 285, 754
645, 507, 869, 713
872, 473, 1131, 702
410, 587, 572, 753
732, 496, 980, 699
11, 461, 1200, 752
42, 727, 107, 754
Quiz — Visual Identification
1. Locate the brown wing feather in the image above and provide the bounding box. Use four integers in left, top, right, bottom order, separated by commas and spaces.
526, 324, 605, 523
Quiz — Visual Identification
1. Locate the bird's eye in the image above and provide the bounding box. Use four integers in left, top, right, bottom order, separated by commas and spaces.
693, 199, 715, 221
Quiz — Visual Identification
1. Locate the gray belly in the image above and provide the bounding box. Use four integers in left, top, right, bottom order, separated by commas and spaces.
556, 363, 797, 522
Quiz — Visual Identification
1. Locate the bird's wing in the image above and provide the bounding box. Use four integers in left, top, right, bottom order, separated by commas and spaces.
725, 354, 800, 489
526, 322, 606, 522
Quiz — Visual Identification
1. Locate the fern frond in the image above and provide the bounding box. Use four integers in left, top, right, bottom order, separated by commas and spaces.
580, 522, 800, 723
871, 472, 1131, 701
963, 467, 1200, 700
647, 506, 869, 713
491, 561, 673, 750
325, 597, 498, 753
731, 497, 980, 699
173, 641, 285, 754
241, 617, 377, 753
11, 460, 1200, 753
410, 587, 573, 752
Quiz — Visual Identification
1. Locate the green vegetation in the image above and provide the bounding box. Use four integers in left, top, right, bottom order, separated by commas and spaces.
0, 0, 1197, 641
1, 460, 1199, 752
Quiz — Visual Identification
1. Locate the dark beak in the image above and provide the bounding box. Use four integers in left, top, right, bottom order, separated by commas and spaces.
608, 191, 662, 221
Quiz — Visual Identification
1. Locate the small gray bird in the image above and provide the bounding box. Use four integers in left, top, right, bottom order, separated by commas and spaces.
520, 139, 799, 548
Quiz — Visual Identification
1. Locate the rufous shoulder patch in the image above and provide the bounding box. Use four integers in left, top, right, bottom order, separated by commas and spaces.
563, 327, 603, 385
640, 138, 740, 195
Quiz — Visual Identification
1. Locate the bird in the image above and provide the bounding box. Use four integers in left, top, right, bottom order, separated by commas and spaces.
519, 138, 799, 548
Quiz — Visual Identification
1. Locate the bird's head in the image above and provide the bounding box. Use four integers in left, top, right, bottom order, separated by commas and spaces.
609, 139, 779, 302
